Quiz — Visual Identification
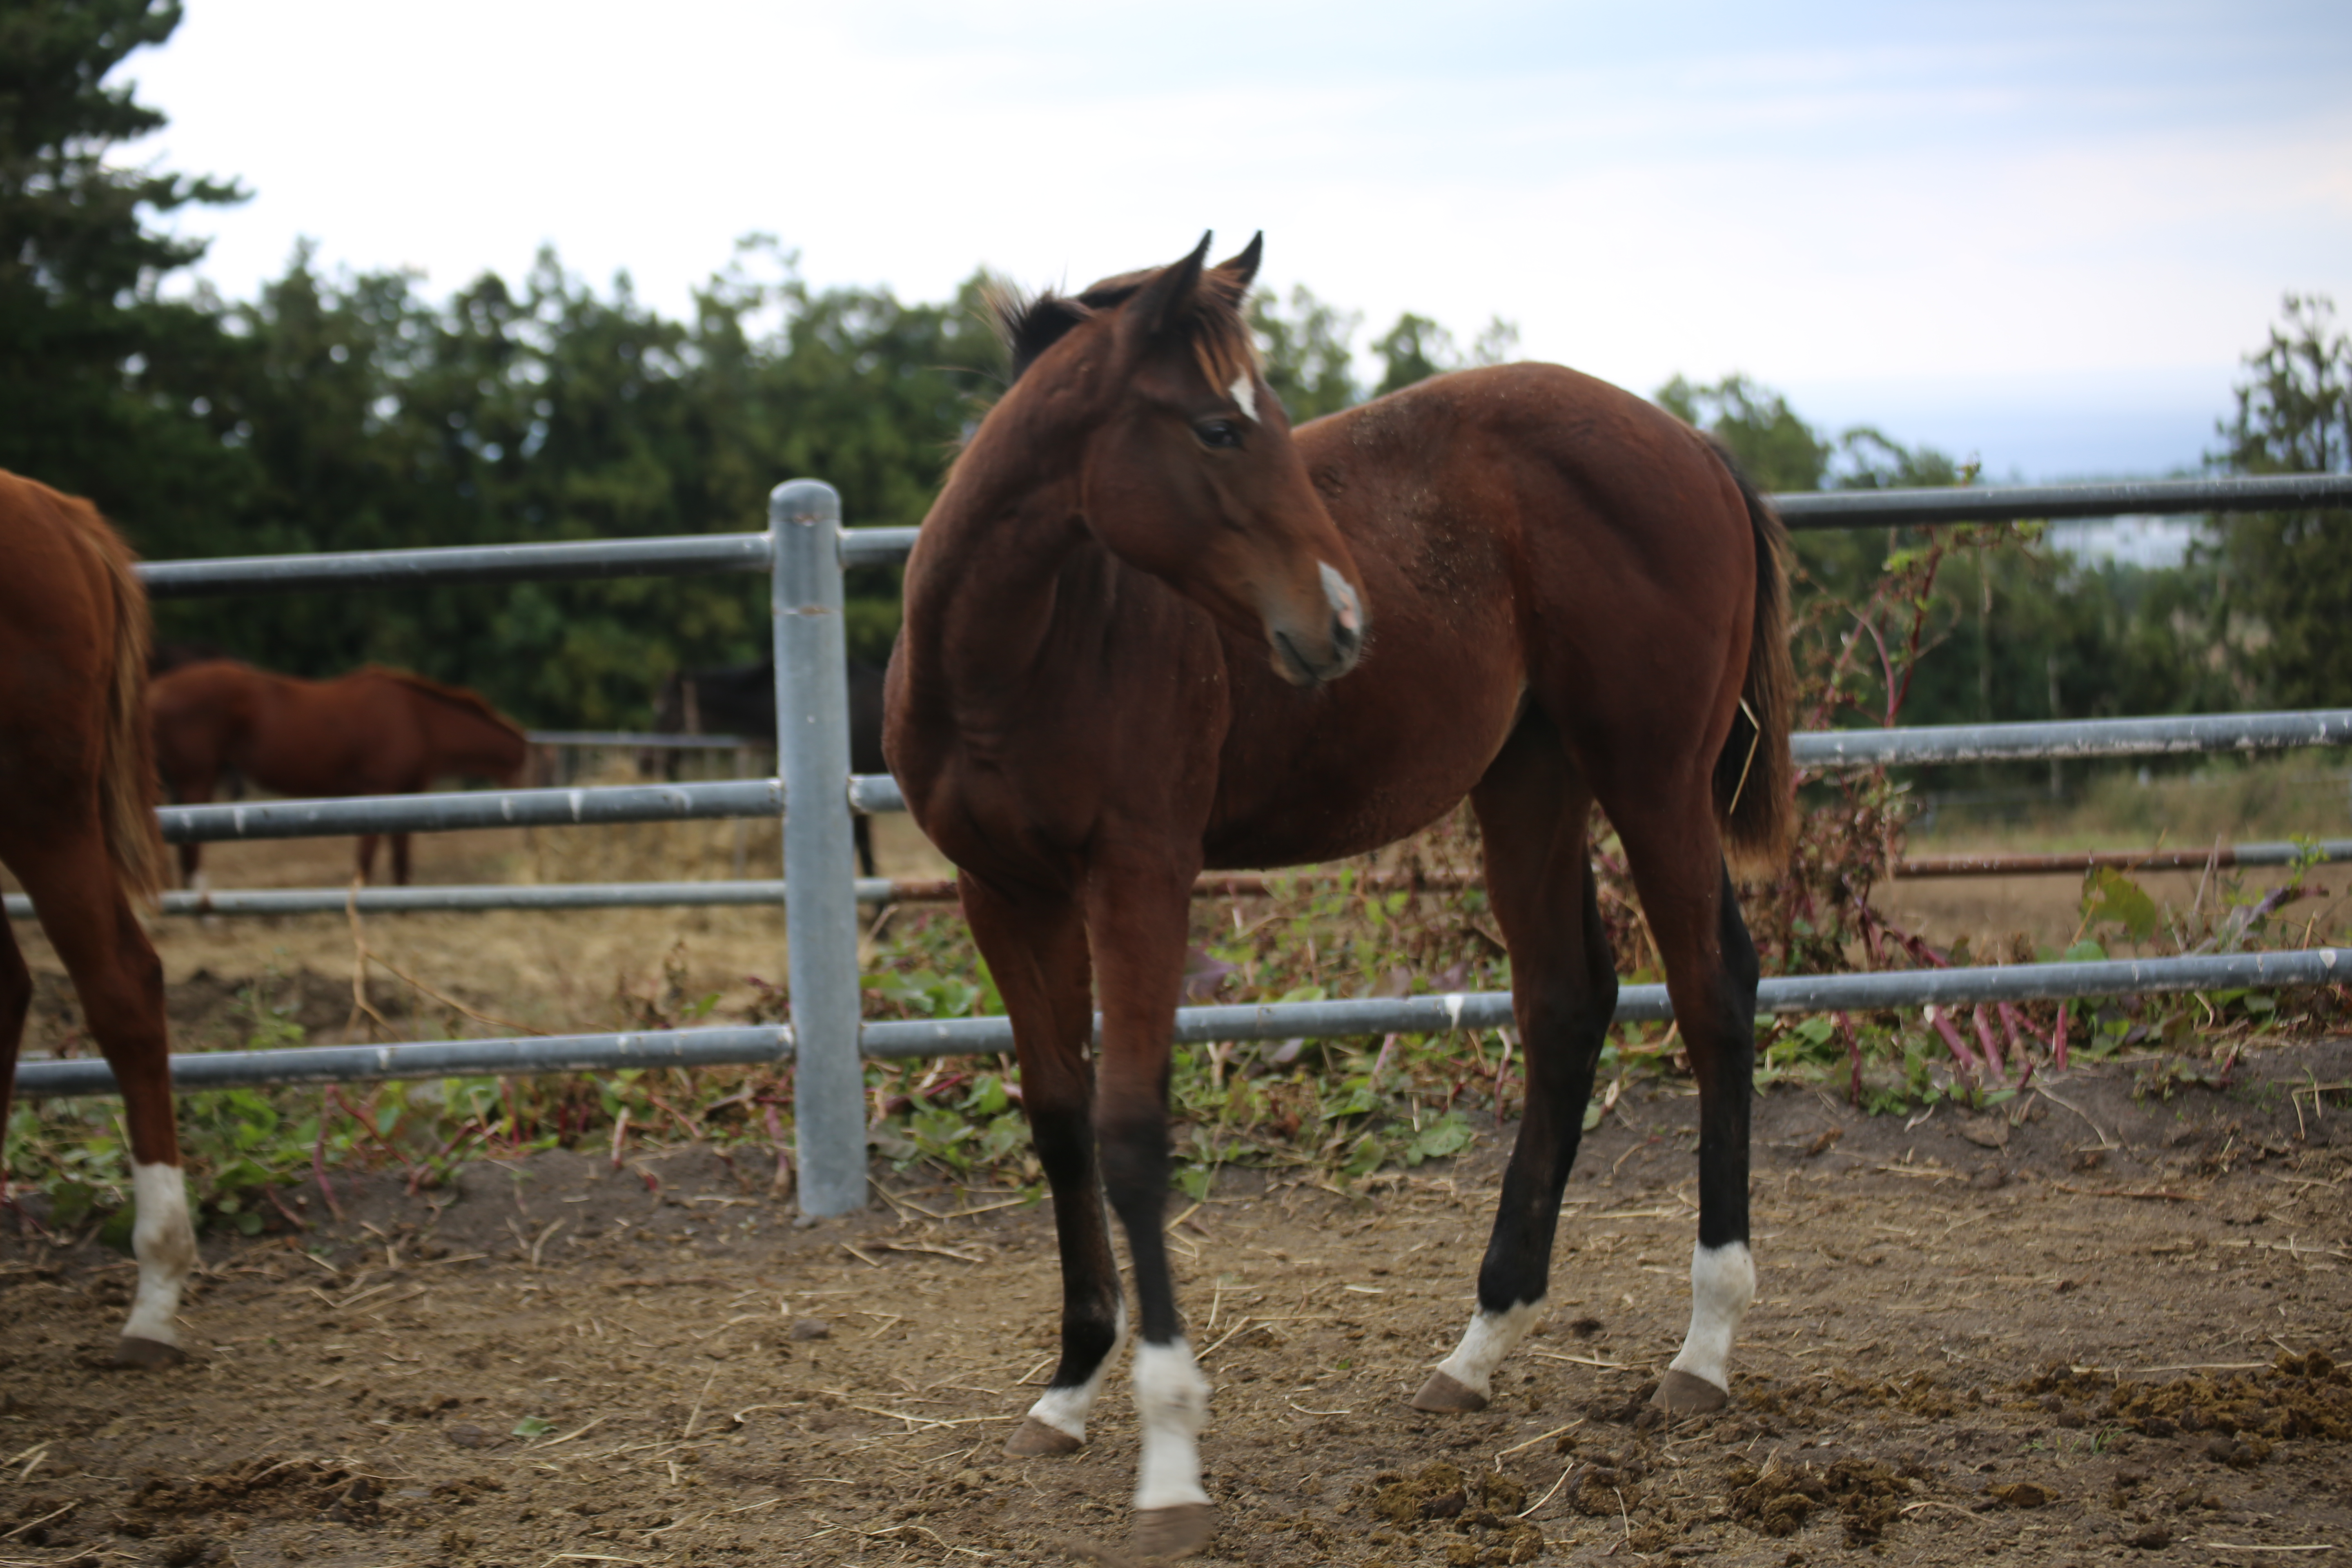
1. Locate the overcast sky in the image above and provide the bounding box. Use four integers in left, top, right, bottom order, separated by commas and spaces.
126, 0, 2352, 481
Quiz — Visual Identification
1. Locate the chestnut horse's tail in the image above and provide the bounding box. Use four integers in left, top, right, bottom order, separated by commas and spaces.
1708, 443, 1797, 875
89, 514, 168, 903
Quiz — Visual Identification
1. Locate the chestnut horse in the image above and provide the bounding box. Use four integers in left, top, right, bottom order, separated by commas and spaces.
149, 662, 528, 886
885, 237, 1793, 1557
0, 470, 196, 1365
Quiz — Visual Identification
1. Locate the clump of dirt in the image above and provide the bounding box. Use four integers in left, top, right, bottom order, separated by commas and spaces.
1728, 1455, 1917, 1544
2018, 1350, 2352, 1455
127, 1457, 383, 1527
1363, 1463, 1544, 1564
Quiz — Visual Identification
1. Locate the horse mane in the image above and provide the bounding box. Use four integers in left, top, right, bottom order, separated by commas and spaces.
991, 258, 1258, 394
365, 666, 525, 742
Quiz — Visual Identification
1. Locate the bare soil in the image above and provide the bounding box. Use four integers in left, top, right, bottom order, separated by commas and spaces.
3, 1042, 2347, 1567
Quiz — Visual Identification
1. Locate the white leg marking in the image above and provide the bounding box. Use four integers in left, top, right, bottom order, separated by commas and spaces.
1022, 1299, 1127, 1443
124, 1162, 196, 1348
1668, 1241, 1755, 1393
1228, 373, 1258, 424
1433, 1297, 1544, 1402
1131, 1339, 1212, 1511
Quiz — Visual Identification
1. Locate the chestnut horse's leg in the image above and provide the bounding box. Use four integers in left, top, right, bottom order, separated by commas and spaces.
1417, 717, 1618, 1413
356, 833, 380, 884
391, 831, 413, 886
1083, 856, 1214, 1558
958, 875, 1126, 1459
1, 831, 193, 1364
1608, 786, 1761, 1415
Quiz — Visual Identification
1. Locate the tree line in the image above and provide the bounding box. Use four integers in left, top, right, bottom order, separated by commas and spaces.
5, 0, 2344, 733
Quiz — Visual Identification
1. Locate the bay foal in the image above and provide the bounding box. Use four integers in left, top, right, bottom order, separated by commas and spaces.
0, 470, 196, 1365
885, 237, 1793, 1556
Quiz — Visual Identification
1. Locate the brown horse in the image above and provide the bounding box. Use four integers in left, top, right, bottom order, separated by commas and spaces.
0, 470, 196, 1366
149, 662, 528, 886
885, 236, 1793, 1557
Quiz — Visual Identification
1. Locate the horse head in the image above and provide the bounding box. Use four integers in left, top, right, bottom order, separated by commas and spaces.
1000, 234, 1369, 688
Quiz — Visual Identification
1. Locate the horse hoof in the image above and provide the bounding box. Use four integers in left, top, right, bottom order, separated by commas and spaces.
111, 1336, 186, 1369
1652, 1368, 1727, 1415
1003, 1417, 1083, 1457
1409, 1370, 1488, 1413
1131, 1502, 1216, 1560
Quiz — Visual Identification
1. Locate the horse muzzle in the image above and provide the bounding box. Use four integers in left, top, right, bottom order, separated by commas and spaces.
1268, 561, 1367, 688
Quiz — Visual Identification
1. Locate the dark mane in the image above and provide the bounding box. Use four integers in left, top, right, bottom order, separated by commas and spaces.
992, 261, 1258, 391
367, 666, 525, 741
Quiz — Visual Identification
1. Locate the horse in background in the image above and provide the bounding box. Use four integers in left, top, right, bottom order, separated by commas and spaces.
0, 469, 196, 1366
885, 236, 1792, 1557
651, 654, 889, 877
149, 662, 528, 886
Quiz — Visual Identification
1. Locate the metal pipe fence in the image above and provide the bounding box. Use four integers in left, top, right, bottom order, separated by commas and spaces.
16, 835, 2348, 922
16, 947, 2341, 1098
11, 473, 2339, 1218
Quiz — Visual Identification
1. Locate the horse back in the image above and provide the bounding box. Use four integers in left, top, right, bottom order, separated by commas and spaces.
1203, 364, 1758, 865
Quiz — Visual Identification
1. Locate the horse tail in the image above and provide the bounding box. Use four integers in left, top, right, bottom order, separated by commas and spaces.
92, 515, 168, 903
1708, 442, 1797, 875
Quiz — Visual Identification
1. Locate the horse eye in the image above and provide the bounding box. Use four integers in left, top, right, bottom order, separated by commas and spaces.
1194, 419, 1243, 450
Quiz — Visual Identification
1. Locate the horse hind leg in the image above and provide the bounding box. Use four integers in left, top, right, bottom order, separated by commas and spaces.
2, 831, 193, 1365
1418, 717, 1617, 1413
1607, 786, 1760, 1416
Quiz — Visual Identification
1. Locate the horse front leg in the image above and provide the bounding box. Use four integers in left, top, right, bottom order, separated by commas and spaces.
957, 875, 1122, 1457
1087, 856, 1214, 1559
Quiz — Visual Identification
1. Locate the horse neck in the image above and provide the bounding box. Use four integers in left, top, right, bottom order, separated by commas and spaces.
416, 695, 522, 777
900, 456, 1095, 699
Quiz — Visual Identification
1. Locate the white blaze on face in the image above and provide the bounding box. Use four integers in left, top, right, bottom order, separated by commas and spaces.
1022, 1300, 1127, 1443
1667, 1240, 1756, 1394
1432, 1297, 1544, 1401
1131, 1339, 1212, 1512
1228, 373, 1259, 424
125, 1161, 197, 1348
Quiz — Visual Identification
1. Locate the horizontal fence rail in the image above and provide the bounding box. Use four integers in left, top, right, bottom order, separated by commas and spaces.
18, 832, 2348, 922
1788, 710, 2352, 768
111, 709, 2352, 848
16, 948, 2342, 1099
138, 534, 774, 597
528, 730, 753, 751
1897, 840, 2352, 878
1771, 473, 2352, 529
129, 476, 2352, 601
153, 779, 780, 843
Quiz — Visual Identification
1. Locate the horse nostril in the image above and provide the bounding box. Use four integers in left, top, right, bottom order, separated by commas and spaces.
1332, 616, 1361, 656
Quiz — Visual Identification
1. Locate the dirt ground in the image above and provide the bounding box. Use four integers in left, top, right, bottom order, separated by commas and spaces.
2, 1041, 2346, 1568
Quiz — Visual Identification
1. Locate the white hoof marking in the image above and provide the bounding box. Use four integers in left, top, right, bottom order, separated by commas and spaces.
1132, 1339, 1212, 1512
1667, 1241, 1755, 1394
1022, 1300, 1126, 1443
125, 1163, 196, 1348
1432, 1298, 1544, 1403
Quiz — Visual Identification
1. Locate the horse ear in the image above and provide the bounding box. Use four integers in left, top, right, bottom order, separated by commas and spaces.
1213, 232, 1263, 294
1124, 232, 1214, 344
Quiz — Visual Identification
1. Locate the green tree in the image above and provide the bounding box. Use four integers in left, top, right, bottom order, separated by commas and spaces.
2209, 292, 2352, 706
0, 0, 250, 526
1249, 285, 1360, 421
1655, 373, 1831, 492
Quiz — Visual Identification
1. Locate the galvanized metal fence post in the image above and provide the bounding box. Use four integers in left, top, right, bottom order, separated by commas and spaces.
771, 479, 866, 1216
